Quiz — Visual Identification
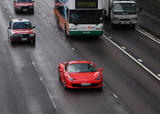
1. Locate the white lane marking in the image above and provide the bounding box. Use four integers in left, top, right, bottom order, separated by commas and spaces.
136, 27, 160, 44
138, 59, 143, 63
158, 74, 160, 77
72, 47, 75, 51
29, 54, 59, 113
103, 35, 160, 81
40, 77, 43, 81
113, 93, 118, 99
122, 46, 126, 50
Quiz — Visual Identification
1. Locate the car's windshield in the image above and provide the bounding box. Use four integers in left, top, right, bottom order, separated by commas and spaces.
69, 10, 103, 24
17, 0, 32, 3
12, 22, 32, 29
67, 63, 96, 73
113, 3, 136, 13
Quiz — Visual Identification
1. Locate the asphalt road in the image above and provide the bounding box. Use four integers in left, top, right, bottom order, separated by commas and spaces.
0, 0, 159, 114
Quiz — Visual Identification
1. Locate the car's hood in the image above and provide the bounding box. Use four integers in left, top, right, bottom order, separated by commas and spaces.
12, 29, 34, 34
68, 72, 99, 80
15, 3, 33, 6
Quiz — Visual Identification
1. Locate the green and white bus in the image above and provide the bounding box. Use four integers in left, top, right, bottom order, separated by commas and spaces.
54, 0, 104, 37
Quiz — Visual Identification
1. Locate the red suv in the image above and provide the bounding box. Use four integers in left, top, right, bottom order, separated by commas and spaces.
8, 19, 36, 46
14, 0, 34, 14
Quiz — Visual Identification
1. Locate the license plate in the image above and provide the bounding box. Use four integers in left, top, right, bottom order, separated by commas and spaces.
21, 38, 27, 41
81, 83, 91, 86
23, 9, 27, 11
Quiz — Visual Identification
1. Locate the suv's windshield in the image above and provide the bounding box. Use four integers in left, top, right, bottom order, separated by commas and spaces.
68, 63, 96, 73
113, 3, 136, 14
12, 22, 32, 29
69, 10, 103, 24
17, 0, 32, 3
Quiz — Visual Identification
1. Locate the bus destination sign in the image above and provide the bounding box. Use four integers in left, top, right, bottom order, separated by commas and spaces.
76, 0, 98, 8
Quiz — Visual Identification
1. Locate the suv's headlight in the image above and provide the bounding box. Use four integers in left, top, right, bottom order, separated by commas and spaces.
113, 18, 119, 21
13, 34, 19, 37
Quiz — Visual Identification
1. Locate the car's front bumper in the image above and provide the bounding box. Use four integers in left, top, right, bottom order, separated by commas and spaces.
10, 36, 35, 42
65, 79, 103, 89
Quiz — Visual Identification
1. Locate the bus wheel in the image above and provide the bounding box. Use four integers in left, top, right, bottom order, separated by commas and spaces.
57, 16, 60, 29
65, 25, 69, 38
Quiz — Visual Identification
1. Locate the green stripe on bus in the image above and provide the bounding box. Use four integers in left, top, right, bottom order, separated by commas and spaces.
69, 31, 103, 36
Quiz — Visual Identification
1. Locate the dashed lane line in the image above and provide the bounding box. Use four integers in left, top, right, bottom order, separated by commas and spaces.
136, 27, 160, 44
103, 34, 160, 81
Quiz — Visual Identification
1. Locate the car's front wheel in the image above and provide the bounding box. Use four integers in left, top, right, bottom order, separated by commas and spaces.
31, 39, 36, 46
58, 70, 62, 83
63, 79, 67, 89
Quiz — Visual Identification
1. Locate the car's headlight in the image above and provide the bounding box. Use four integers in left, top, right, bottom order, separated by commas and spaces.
96, 74, 101, 80
17, 6, 21, 9
13, 34, 19, 37
113, 18, 119, 21
67, 74, 74, 81
30, 34, 34, 37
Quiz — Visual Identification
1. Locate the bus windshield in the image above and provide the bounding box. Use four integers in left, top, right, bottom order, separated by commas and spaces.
69, 10, 103, 24
113, 3, 136, 14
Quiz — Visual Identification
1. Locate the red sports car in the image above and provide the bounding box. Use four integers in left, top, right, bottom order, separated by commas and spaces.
58, 61, 103, 89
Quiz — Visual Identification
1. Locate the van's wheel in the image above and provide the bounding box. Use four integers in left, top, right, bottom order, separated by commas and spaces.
111, 23, 115, 28
131, 24, 136, 30
63, 79, 67, 89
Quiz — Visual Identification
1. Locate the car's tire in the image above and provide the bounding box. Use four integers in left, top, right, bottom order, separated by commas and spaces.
15, 9, 18, 14
11, 40, 14, 45
63, 79, 68, 89
31, 39, 36, 46
58, 70, 62, 83
31, 9, 34, 14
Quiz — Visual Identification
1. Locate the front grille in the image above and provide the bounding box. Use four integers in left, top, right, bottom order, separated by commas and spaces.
21, 6, 29, 9
120, 19, 130, 21
19, 34, 30, 37
72, 83, 99, 87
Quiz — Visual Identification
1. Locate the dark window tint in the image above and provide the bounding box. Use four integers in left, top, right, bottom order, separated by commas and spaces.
17, 0, 32, 3
12, 22, 32, 29
68, 63, 96, 73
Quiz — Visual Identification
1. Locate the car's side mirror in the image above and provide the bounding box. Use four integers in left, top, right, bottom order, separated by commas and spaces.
32, 26, 35, 29
32, 0, 34, 3
99, 68, 103, 72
